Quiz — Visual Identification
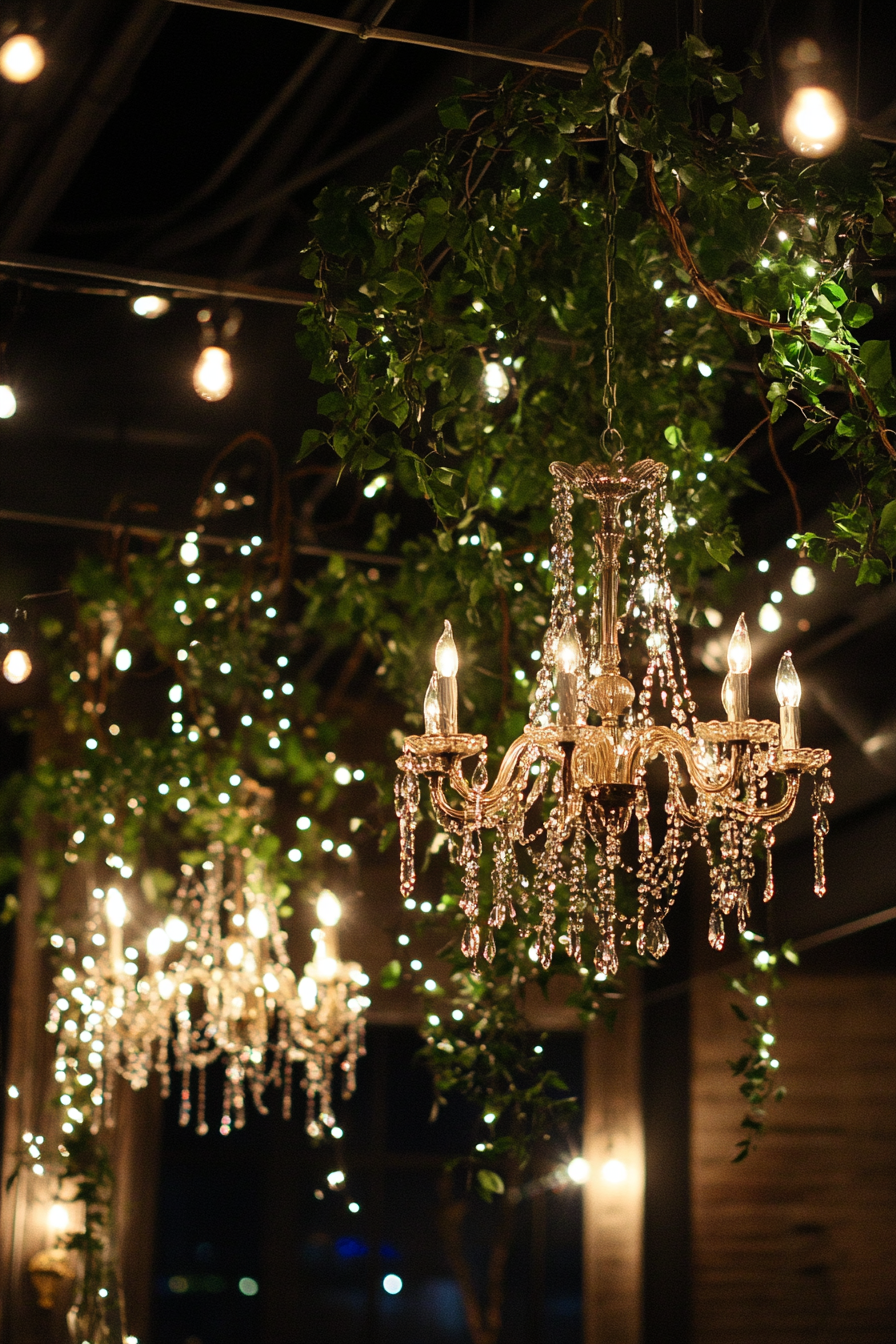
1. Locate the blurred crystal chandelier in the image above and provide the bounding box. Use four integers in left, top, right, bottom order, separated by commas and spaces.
395, 111, 832, 972
396, 455, 833, 970
47, 846, 369, 1138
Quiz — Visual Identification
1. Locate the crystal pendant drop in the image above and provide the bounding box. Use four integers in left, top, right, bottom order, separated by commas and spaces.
708, 909, 725, 950
645, 918, 669, 958
461, 922, 480, 958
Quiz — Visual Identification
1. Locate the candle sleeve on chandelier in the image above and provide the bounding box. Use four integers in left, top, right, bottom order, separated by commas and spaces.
434, 620, 458, 733
776, 650, 802, 748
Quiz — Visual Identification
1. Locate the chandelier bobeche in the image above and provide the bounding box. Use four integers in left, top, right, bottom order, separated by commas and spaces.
47, 846, 369, 1138
396, 452, 833, 971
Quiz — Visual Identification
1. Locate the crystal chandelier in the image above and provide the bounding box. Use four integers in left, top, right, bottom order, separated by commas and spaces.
46, 848, 369, 1139
395, 107, 832, 973
396, 454, 833, 971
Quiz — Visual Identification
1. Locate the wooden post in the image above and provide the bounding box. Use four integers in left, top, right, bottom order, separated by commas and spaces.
582, 973, 644, 1344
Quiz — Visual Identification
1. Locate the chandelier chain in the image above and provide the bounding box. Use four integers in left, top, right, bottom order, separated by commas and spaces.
602, 103, 619, 443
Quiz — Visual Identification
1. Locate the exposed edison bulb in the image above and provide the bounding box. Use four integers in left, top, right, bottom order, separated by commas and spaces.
246, 906, 269, 939
164, 914, 189, 942
298, 975, 318, 1010
193, 346, 233, 401
0, 385, 16, 419
435, 620, 458, 677
2, 648, 31, 684
481, 360, 511, 404
727, 613, 752, 674
146, 927, 170, 957
317, 889, 342, 927
0, 34, 45, 83
775, 651, 801, 707
130, 294, 170, 319
225, 938, 245, 967
782, 86, 846, 158
556, 620, 582, 674
106, 888, 128, 928
47, 1203, 70, 1234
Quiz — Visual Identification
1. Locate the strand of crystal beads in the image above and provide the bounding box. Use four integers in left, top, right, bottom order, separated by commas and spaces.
811, 768, 833, 896
531, 481, 575, 725
763, 825, 775, 903
396, 769, 420, 899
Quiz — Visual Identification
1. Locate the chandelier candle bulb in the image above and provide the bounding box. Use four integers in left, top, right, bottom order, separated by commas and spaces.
776, 651, 802, 749
434, 620, 459, 733
724, 613, 752, 721
555, 620, 582, 726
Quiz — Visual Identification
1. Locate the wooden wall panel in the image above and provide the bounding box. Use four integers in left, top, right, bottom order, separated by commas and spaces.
691, 970, 896, 1344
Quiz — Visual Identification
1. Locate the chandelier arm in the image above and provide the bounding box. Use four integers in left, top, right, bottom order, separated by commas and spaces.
723, 775, 800, 823
445, 734, 539, 812
631, 725, 739, 796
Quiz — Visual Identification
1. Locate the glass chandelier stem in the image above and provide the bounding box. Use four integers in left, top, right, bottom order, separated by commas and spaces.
595, 498, 624, 675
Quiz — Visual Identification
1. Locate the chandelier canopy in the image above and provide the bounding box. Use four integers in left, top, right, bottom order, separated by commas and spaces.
396, 452, 832, 972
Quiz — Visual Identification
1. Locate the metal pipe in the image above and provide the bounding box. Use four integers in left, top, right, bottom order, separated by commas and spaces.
167, 0, 591, 75
0, 252, 313, 306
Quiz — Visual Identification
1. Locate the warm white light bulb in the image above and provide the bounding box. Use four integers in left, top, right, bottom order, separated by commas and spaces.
130, 294, 170, 319
790, 565, 816, 596
106, 888, 128, 928
47, 1203, 69, 1234
0, 385, 16, 419
298, 975, 317, 1010
225, 939, 245, 967
434, 620, 458, 677
0, 34, 45, 83
179, 541, 199, 566
556, 620, 582, 675
2, 648, 31, 684
782, 86, 846, 158
775, 651, 801, 708
246, 906, 269, 939
193, 346, 233, 401
146, 927, 170, 957
727, 613, 752, 673
114, 647, 132, 672
481, 360, 511, 404
758, 602, 782, 633
567, 1156, 590, 1184
316, 889, 342, 927
164, 915, 189, 942
423, 672, 441, 734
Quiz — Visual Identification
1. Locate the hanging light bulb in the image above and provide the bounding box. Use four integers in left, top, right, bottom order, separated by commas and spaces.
225, 938, 245, 967
298, 975, 318, 1011
782, 86, 846, 158
0, 34, 45, 83
481, 360, 510, 404
130, 294, 170, 319
192, 346, 232, 402
316, 890, 342, 927
2, 647, 31, 684
0, 385, 16, 419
